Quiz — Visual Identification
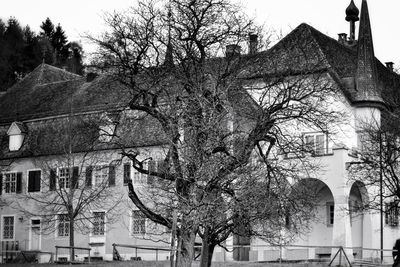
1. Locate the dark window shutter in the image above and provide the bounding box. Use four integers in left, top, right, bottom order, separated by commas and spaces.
28, 171, 35, 192
72, 167, 79, 189
16, 172, 22, 194
28, 170, 41, 192
85, 166, 93, 187
34, 171, 41, 192
108, 165, 115, 186
123, 163, 130, 185
0, 173, 3, 195
50, 169, 56, 191
147, 160, 156, 185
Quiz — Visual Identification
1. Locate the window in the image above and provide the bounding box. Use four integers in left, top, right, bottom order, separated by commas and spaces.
133, 162, 148, 185
92, 212, 105, 236
304, 133, 327, 155
131, 211, 146, 235
327, 202, 334, 226
59, 168, 70, 189
58, 214, 70, 237
94, 166, 108, 186
385, 201, 399, 227
2, 172, 22, 194
123, 163, 131, 185
4, 173, 16, 193
3, 216, 14, 240
28, 170, 41, 192
85, 165, 114, 187
53, 167, 79, 189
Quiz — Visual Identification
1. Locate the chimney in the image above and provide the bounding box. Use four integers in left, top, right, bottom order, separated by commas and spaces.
248, 33, 258, 55
386, 62, 394, 72
338, 33, 348, 44
225, 44, 241, 58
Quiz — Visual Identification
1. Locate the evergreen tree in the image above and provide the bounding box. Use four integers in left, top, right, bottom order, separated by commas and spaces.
0, 17, 85, 91
23, 26, 44, 72
40, 17, 55, 39
52, 24, 69, 65
1, 18, 25, 90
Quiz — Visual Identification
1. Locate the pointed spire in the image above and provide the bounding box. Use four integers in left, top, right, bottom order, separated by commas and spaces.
355, 0, 384, 105
345, 0, 359, 42
163, 1, 174, 68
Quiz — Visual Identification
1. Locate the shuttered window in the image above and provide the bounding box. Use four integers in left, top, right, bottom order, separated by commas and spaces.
3, 172, 22, 194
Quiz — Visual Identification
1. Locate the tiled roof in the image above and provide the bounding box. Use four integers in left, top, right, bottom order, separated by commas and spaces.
0, 64, 130, 124
0, 113, 167, 159
241, 23, 400, 107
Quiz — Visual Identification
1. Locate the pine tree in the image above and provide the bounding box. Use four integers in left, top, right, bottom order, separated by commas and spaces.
40, 17, 55, 39
52, 24, 69, 65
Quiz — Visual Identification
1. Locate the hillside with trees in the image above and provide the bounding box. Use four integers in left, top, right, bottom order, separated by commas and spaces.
0, 17, 84, 91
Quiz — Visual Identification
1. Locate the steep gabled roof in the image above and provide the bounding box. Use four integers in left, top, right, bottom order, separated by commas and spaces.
242, 22, 400, 108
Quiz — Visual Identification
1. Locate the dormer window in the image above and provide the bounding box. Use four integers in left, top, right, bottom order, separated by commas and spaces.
7, 122, 27, 151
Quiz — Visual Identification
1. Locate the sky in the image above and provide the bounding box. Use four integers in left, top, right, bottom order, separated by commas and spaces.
1, 0, 399, 66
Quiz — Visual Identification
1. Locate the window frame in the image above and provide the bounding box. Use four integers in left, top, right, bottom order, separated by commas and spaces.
58, 168, 70, 189
385, 201, 399, 227
326, 202, 334, 226
93, 165, 109, 187
3, 172, 17, 194
130, 210, 146, 235
303, 132, 328, 156
57, 214, 70, 237
1, 215, 16, 241
27, 169, 42, 193
132, 162, 148, 186
91, 211, 106, 236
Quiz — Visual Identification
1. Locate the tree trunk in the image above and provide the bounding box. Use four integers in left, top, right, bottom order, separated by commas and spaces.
69, 219, 75, 262
175, 227, 197, 267
199, 238, 215, 267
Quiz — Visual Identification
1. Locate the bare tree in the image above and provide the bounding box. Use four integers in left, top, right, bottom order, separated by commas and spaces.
348, 109, 400, 211
12, 114, 123, 261
89, 0, 344, 266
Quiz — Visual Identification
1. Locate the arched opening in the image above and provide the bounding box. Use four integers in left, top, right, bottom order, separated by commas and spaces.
349, 181, 368, 258
292, 178, 334, 259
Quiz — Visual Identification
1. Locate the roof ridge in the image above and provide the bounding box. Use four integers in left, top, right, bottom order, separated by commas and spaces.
34, 77, 85, 87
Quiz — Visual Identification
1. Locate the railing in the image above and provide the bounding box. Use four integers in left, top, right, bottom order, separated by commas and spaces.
113, 243, 172, 262
110, 243, 397, 266
1, 241, 20, 263
55, 245, 91, 263
0, 241, 53, 264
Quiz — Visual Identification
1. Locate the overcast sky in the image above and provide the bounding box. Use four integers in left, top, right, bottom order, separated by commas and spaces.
2, 0, 399, 66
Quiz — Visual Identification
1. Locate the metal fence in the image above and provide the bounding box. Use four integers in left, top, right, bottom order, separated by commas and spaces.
55, 245, 91, 263
111, 243, 396, 266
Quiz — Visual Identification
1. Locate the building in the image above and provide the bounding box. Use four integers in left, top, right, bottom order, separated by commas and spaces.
0, 0, 399, 264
